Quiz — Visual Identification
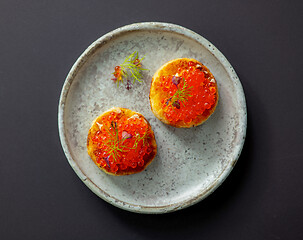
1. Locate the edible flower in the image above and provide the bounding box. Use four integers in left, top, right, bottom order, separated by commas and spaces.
172, 76, 182, 86
122, 131, 132, 139
104, 156, 110, 168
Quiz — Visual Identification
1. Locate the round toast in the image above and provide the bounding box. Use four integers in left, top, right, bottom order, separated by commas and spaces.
87, 107, 157, 175
149, 58, 219, 128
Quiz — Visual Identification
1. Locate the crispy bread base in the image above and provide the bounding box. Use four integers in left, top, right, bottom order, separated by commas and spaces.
87, 107, 157, 176
149, 58, 219, 128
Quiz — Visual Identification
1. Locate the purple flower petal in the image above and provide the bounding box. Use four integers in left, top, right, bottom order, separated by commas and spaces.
122, 131, 132, 139
104, 156, 110, 168
172, 99, 180, 109
126, 80, 132, 90
165, 97, 172, 105
172, 76, 182, 86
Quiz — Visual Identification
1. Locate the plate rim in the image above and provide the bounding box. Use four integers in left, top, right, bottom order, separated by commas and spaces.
58, 22, 247, 214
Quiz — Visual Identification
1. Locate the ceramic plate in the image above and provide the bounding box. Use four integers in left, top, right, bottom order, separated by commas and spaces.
58, 22, 247, 213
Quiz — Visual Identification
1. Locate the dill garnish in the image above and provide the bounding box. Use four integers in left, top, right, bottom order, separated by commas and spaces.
167, 78, 193, 109
112, 51, 148, 89
102, 121, 150, 162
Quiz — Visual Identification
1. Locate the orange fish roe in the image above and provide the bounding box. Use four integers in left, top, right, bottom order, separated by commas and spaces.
90, 111, 154, 174
156, 61, 217, 124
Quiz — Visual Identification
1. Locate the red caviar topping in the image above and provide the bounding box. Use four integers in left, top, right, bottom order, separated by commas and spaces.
91, 112, 154, 174
157, 62, 217, 124
112, 66, 122, 82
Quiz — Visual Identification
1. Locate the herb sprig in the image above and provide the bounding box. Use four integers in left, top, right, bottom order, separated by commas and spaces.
102, 121, 150, 163
112, 51, 148, 89
103, 122, 129, 162
166, 78, 193, 109
133, 130, 151, 149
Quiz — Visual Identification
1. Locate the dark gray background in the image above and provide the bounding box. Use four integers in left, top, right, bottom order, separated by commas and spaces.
1, 0, 302, 239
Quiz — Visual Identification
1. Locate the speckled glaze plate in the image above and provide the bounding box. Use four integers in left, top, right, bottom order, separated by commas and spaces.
58, 22, 247, 214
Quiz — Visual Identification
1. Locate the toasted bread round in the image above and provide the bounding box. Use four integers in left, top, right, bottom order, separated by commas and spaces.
87, 107, 157, 176
149, 58, 219, 128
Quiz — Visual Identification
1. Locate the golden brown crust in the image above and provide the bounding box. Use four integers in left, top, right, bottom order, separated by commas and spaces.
149, 58, 219, 128
87, 107, 157, 176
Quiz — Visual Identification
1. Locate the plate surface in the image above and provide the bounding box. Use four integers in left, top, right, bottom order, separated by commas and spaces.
58, 22, 247, 213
